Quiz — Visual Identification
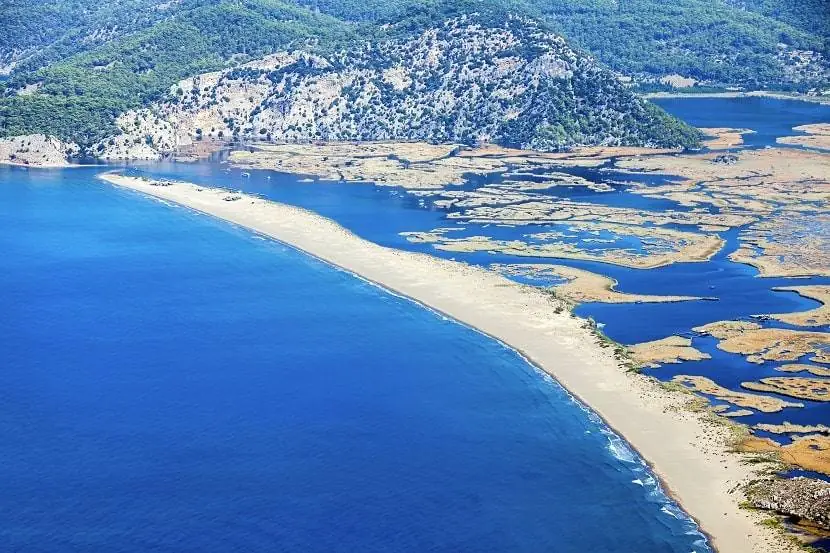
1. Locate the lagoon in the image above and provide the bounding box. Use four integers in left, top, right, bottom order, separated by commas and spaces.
123, 97, 829, 460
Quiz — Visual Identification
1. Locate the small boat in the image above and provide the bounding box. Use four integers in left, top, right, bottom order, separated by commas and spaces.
242, 172, 251, 177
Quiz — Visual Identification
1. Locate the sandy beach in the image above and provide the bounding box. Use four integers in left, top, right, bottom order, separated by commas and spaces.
100, 172, 799, 553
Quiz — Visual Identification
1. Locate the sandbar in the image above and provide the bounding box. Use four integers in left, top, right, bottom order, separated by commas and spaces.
101, 172, 802, 553
490, 264, 704, 304
700, 127, 753, 150
754, 422, 830, 434
741, 377, 830, 402
628, 336, 711, 368
766, 286, 830, 327
694, 321, 830, 364
738, 434, 830, 476
620, 149, 830, 255
730, 215, 830, 279
672, 375, 803, 413
777, 123, 830, 151
402, 223, 724, 269
776, 364, 830, 377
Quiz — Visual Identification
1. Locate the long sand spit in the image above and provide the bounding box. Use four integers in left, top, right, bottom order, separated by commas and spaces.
101, 172, 798, 553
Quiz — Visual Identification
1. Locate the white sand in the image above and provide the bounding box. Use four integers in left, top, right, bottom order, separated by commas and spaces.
101, 172, 797, 553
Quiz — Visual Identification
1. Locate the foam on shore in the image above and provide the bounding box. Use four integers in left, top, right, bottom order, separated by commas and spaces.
100, 171, 801, 553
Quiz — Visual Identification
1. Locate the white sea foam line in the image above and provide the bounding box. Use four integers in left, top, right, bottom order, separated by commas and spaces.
108, 176, 713, 550
292, 240, 710, 547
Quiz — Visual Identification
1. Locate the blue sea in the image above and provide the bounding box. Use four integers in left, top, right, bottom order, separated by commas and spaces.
114, 97, 829, 457
0, 167, 711, 551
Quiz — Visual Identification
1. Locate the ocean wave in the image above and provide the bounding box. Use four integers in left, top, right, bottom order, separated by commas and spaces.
605, 432, 638, 464
661, 504, 683, 519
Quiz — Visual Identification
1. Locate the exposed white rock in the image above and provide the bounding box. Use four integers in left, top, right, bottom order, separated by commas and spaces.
0, 134, 78, 167
93, 16, 695, 159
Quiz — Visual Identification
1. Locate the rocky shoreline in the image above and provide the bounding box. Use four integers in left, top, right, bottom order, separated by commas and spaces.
642, 90, 830, 105
0, 134, 78, 167
747, 477, 830, 537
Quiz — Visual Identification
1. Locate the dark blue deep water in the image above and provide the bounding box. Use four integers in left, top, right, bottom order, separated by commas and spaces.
0, 166, 710, 552
126, 96, 830, 438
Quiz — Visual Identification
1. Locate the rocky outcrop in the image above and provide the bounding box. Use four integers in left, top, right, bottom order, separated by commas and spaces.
746, 477, 830, 530
0, 134, 78, 166
94, 16, 700, 159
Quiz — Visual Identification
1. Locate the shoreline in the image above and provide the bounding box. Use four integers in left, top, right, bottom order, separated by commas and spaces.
642, 90, 830, 105
0, 160, 105, 169
99, 172, 798, 553
0, 160, 78, 169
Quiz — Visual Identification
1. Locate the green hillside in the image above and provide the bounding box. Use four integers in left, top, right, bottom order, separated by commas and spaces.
531, 0, 829, 89
295, 0, 829, 89
0, 0, 184, 75
1, 0, 826, 149
1, 0, 359, 145
723, 0, 830, 38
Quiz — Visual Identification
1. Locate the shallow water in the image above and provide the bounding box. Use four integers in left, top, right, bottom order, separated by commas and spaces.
4, 96, 827, 550
129, 97, 830, 461
0, 167, 711, 551
653, 96, 830, 148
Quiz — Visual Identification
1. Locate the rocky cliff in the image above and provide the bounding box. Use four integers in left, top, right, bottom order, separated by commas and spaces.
0, 134, 78, 166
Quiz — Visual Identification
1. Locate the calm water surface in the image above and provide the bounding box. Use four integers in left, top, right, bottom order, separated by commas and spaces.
653, 96, 830, 148
130, 97, 830, 465
4, 96, 827, 551
0, 167, 710, 551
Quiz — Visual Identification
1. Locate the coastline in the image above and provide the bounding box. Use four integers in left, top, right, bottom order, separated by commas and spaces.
100, 172, 799, 553
643, 90, 830, 105
0, 159, 80, 169
0, 134, 80, 167
0, 158, 105, 169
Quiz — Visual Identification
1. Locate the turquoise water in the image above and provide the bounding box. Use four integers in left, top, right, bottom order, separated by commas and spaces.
1, 166, 710, 551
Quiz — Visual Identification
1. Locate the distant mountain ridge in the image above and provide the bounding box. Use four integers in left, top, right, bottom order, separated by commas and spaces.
294, 0, 830, 91
3, 0, 826, 153
93, 16, 700, 159
0, 0, 358, 146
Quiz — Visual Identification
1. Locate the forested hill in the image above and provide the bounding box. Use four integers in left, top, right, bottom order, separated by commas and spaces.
90, 16, 702, 159
1, 0, 184, 76
0, 0, 704, 152
0, 0, 360, 146
296, 0, 830, 91
0, 0, 826, 155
